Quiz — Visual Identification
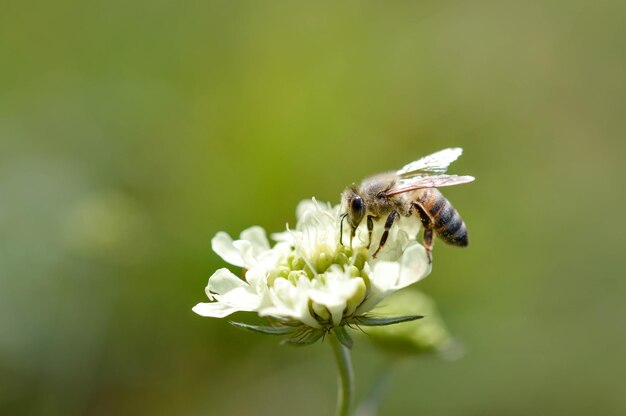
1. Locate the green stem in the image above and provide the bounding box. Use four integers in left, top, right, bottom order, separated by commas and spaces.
329, 334, 355, 416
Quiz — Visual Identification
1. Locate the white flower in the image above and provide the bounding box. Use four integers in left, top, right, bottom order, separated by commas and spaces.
193, 199, 431, 331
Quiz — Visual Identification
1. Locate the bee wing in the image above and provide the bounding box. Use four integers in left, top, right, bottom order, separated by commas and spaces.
397, 148, 464, 177
386, 174, 475, 196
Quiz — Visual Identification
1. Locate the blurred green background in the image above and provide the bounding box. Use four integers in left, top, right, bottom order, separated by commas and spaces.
2, 0, 625, 415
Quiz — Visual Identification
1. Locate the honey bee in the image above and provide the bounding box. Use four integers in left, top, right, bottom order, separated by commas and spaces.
340, 148, 474, 262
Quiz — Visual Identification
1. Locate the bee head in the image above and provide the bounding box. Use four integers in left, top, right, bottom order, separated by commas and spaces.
342, 187, 366, 229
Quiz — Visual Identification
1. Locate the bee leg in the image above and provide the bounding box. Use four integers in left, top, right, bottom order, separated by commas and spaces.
412, 202, 434, 263
373, 210, 398, 258
423, 228, 434, 264
339, 213, 347, 246
366, 215, 376, 249
350, 227, 356, 248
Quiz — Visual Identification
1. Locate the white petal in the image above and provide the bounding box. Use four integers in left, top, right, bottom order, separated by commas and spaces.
371, 243, 431, 293
259, 277, 319, 328
396, 215, 422, 240
295, 199, 319, 221
232, 240, 258, 269
192, 302, 240, 318
271, 230, 295, 245
211, 232, 244, 267
309, 273, 366, 326
369, 261, 401, 293
207, 268, 249, 293
212, 227, 273, 269
254, 244, 290, 276
207, 268, 261, 310
359, 243, 432, 313
243, 266, 267, 291
396, 243, 431, 288
240, 226, 270, 253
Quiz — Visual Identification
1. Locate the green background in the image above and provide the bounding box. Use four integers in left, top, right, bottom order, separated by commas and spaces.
2, 1, 625, 415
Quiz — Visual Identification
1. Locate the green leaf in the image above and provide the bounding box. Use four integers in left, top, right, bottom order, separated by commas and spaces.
229, 321, 296, 335
356, 315, 424, 327
282, 329, 324, 346
333, 326, 354, 349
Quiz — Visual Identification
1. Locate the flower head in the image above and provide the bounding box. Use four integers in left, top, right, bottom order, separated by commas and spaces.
193, 199, 431, 345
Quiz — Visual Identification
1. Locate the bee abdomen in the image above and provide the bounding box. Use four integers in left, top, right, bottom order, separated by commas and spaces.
420, 189, 468, 247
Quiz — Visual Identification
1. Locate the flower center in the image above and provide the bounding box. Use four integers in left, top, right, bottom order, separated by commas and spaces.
267, 245, 372, 285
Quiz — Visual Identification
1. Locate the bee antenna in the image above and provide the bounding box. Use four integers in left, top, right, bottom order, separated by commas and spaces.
339, 213, 348, 246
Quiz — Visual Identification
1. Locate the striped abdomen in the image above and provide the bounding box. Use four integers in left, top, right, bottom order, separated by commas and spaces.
414, 188, 468, 246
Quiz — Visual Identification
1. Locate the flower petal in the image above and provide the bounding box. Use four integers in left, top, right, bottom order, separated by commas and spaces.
309, 269, 366, 326
396, 243, 431, 288
240, 226, 270, 253
207, 268, 249, 294
232, 240, 257, 268
192, 302, 241, 318
211, 232, 244, 267
359, 243, 431, 313
295, 199, 319, 221
372, 243, 431, 292
369, 261, 400, 293
259, 276, 319, 328
207, 268, 261, 310
271, 230, 296, 245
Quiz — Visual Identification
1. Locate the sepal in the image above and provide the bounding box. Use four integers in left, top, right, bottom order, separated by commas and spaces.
282, 329, 324, 346
355, 315, 424, 326
229, 321, 297, 335
333, 326, 354, 349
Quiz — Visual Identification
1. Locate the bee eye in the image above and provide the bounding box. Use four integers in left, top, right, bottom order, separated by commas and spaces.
351, 196, 364, 214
